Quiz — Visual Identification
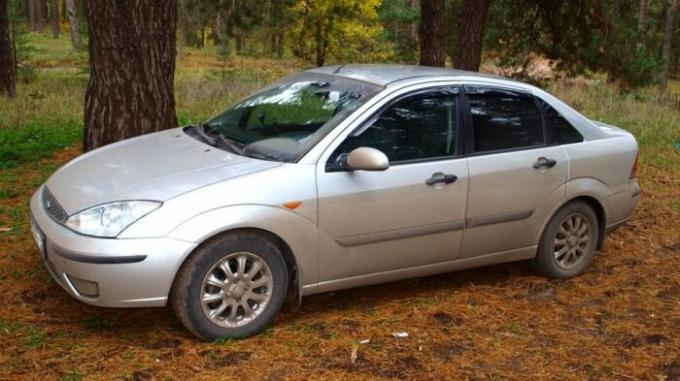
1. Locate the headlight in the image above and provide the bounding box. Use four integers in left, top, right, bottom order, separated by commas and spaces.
65, 201, 161, 237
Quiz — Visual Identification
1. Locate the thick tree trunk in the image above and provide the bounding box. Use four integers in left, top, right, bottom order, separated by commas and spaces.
660, 0, 677, 91
0, 0, 16, 97
50, 0, 58, 38
64, 0, 80, 49
84, 0, 177, 151
454, 0, 492, 71
418, 0, 445, 67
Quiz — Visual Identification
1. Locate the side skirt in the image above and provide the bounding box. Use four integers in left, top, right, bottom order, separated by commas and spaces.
302, 245, 537, 296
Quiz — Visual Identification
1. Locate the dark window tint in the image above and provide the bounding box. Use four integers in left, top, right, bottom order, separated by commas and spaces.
329, 94, 457, 166
541, 101, 583, 144
469, 94, 544, 152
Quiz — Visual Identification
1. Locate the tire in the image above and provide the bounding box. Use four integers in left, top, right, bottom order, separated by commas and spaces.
171, 231, 288, 341
533, 201, 599, 279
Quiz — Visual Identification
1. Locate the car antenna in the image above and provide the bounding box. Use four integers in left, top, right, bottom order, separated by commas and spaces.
333, 64, 348, 74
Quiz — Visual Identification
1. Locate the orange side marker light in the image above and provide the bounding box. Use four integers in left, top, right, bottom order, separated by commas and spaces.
283, 201, 303, 210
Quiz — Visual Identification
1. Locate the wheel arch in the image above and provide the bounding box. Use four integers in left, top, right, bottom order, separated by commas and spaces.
170, 227, 303, 312
545, 195, 607, 250
166, 204, 319, 308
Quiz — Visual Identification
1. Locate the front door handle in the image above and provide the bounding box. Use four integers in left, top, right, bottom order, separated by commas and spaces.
426, 172, 458, 186
533, 157, 557, 169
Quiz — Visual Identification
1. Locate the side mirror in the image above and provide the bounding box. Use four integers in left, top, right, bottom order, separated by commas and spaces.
340, 147, 390, 171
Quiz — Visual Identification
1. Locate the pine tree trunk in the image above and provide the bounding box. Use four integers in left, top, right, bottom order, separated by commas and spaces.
409, 0, 419, 42
64, 0, 80, 49
27, 0, 36, 30
660, 0, 677, 91
637, 0, 649, 49
276, 33, 284, 57
418, 0, 445, 67
315, 19, 326, 67
50, 0, 58, 38
0, 0, 16, 97
454, 0, 492, 71
34, 0, 46, 31
84, 0, 178, 151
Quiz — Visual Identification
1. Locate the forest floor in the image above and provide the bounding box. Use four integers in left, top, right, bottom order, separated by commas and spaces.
0, 33, 679, 380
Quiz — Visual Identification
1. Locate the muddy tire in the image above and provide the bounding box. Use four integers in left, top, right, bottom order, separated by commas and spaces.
533, 201, 599, 279
171, 231, 288, 341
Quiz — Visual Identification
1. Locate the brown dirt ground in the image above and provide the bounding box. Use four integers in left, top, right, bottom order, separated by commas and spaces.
0, 145, 678, 381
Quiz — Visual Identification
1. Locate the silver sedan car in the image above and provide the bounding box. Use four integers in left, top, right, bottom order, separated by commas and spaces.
30, 65, 640, 340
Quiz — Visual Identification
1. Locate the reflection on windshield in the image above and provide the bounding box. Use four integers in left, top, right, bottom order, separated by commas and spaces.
199, 77, 378, 162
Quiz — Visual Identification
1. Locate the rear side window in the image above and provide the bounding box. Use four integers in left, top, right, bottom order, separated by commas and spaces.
540, 101, 584, 144
328, 94, 457, 166
468, 94, 544, 152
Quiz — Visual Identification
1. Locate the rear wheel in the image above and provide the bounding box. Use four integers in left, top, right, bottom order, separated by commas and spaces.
533, 201, 599, 279
171, 231, 288, 340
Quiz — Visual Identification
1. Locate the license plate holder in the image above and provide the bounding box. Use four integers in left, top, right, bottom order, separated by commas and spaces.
30, 218, 47, 259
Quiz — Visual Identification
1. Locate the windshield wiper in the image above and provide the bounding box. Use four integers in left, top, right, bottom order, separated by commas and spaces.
192, 123, 218, 145
195, 123, 244, 155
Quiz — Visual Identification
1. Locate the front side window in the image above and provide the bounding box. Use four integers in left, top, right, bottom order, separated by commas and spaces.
469, 93, 544, 153
192, 74, 381, 162
328, 93, 457, 167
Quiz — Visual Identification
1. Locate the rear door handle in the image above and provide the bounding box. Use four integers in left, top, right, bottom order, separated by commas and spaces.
426, 172, 458, 186
533, 157, 557, 169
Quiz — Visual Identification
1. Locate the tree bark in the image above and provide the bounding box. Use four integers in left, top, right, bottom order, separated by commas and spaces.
409, 0, 419, 42
34, 0, 47, 31
314, 18, 327, 67
637, 0, 649, 50
418, 0, 445, 67
660, 0, 677, 91
0, 0, 16, 97
64, 0, 80, 49
27, 0, 36, 30
84, 0, 178, 151
50, 0, 59, 38
454, 0, 492, 71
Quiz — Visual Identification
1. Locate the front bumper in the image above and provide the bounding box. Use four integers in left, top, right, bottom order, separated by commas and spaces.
30, 187, 197, 307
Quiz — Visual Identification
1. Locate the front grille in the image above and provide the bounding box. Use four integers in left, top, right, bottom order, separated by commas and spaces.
42, 187, 68, 223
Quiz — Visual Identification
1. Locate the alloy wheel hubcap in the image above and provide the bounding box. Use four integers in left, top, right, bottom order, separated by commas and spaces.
200, 252, 273, 328
553, 213, 590, 269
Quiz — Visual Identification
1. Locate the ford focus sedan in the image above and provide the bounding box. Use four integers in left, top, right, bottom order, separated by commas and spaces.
30, 65, 640, 340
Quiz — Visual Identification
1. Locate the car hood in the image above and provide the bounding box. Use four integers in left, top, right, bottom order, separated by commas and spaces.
45, 127, 281, 213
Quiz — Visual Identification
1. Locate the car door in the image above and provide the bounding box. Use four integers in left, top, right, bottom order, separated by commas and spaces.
460, 87, 568, 258
315, 89, 469, 283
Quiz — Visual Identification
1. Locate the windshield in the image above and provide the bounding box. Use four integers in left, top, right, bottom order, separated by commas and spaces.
195, 73, 382, 162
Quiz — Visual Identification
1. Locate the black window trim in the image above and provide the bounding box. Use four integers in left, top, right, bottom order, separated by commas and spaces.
538, 98, 584, 145
325, 86, 465, 172
461, 85, 551, 157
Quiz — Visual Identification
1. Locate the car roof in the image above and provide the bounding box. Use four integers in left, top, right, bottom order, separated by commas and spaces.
306, 64, 517, 87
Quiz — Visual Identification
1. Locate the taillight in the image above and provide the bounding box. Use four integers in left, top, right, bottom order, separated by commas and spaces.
630, 153, 639, 179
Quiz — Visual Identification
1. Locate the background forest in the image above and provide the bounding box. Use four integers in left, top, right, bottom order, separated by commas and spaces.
0, 1, 679, 380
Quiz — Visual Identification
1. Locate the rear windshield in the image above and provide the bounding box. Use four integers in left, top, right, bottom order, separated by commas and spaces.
196, 73, 382, 162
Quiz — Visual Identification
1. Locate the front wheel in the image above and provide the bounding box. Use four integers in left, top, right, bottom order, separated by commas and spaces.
533, 201, 599, 279
171, 231, 288, 340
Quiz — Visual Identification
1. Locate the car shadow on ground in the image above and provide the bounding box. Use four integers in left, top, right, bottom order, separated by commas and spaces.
35, 258, 544, 340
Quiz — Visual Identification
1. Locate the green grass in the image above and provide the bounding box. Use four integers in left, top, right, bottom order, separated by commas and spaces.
0, 119, 82, 169
547, 80, 680, 149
